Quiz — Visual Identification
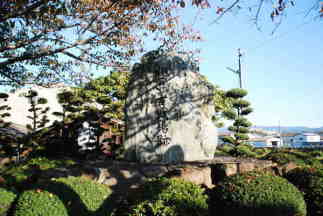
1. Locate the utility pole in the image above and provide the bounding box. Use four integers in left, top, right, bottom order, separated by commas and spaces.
227, 48, 243, 89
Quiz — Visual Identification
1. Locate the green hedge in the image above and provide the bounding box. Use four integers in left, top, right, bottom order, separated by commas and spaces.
0, 187, 16, 216
263, 150, 321, 166
13, 176, 111, 216
210, 171, 306, 216
229, 144, 257, 158
285, 167, 323, 216
117, 178, 208, 216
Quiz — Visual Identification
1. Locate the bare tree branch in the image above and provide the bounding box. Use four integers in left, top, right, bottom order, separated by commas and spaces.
211, 0, 240, 24
254, 0, 265, 29
0, 0, 46, 23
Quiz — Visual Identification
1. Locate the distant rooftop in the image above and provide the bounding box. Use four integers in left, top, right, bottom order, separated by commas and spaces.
300, 133, 319, 136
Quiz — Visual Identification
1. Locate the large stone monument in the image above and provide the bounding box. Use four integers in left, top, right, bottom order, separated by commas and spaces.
124, 51, 217, 163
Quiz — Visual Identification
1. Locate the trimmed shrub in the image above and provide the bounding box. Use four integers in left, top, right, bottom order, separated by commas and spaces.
210, 171, 306, 216
117, 178, 208, 216
217, 144, 234, 154
285, 167, 323, 216
263, 151, 303, 165
253, 148, 271, 157
0, 187, 16, 216
263, 150, 321, 166
308, 150, 323, 158
229, 144, 257, 158
13, 176, 111, 216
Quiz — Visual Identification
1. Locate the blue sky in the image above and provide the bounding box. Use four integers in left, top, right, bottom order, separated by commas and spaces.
179, 1, 323, 127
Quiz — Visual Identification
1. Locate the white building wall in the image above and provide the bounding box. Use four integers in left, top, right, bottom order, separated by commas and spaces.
294, 134, 320, 143
1, 85, 67, 127
265, 137, 283, 147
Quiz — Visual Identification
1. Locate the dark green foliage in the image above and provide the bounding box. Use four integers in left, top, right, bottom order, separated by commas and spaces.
263, 150, 322, 166
229, 143, 257, 158
253, 147, 271, 157
24, 90, 50, 133
225, 88, 247, 98
221, 136, 235, 145
117, 178, 208, 216
240, 107, 253, 115
0, 187, 16, 216
228, 126, 249, 133
263, 151, 300, 165
52, 70, 129, 156
285, 167, 323, 216
214, 144, 235, 157
210, 171, 306, 216
217, 144, 234, 154
0, 92, 11, 128
233, 117, 252, 128
222, 88, 252, 146
212, 85, 234, 128
232, 99, 250, 108
1, 157, 76, 189
14, 176, 111, 216
222, 110, 236, 119
309, 150, 323, 158
234, 132, 249, 141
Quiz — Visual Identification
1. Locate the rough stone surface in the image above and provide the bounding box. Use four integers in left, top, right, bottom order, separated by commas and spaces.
238, 162, 255, 173
140, 165, 169, 178
37, 157, 276, 191
169, 166, 213, 188
274, 162, 299, 176
124, 51, 217, 163
223, 163, 238, 176
0, 157, 11, 166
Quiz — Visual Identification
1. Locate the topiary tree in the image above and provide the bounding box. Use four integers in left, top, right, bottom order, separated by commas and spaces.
24, 90, 50, 133
285, 167, 323, 216
210, 171, 306, 216
0, 92, 11, 128
222, 88, 253, 146
0, 92, 15, 156
212, 86, 234, 128
116, 178, 208, 216
51, 90, 83, 153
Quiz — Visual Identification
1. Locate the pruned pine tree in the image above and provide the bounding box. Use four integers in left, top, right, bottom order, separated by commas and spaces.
222, 88, 253, 146
25, 90, 50, 133
78, 69, 129, 150
212, 87, 234, 128
53, 69, 129, 153
0, 92, 16, 156
0, 92, 11, 128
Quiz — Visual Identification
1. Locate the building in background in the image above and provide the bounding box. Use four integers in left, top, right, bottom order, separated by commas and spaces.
292, 133, 321, 148
248, 136, 283, 148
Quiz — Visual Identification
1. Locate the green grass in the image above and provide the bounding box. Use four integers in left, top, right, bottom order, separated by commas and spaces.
0, 187, 17, 216
1, 157, 77, 189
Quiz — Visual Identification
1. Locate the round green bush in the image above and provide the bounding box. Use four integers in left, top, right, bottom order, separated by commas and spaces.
117, 178, 208, 216
285, 167, 323, 216
0, 187, 16, 216
14, 176, 111, 216
210, 171, 306, 216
